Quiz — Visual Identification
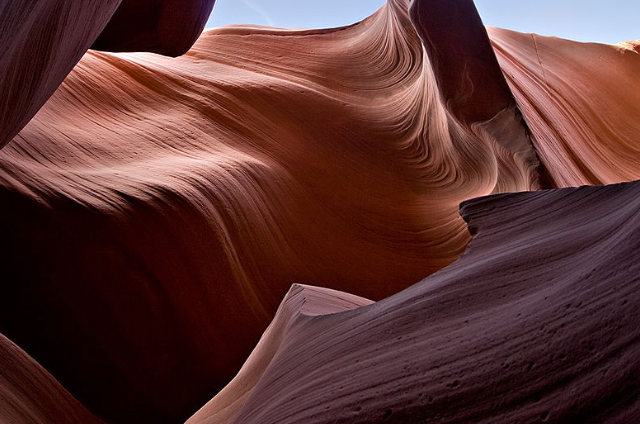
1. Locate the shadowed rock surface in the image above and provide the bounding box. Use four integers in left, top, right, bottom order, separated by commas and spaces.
187, 285, 373, 424
0, 334, 103, 424
225, 180, 640, 423
0, 0, 122, 149
409, 0, 513, 123
0, 0, 639, 422
92, 0, 217, 56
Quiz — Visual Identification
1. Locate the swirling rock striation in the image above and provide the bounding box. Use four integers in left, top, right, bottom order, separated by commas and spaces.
490, 28, 640, 187
0, 0, 539, 421
409, 0, 514, 123
225, 180, 640, 423
408, 0, 542, 186
0, 0, 122, 149
0, 0, 217, 152
0, 0, 639, 423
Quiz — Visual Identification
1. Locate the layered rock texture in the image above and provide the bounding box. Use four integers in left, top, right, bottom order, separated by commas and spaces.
0, 334, 103, 424
490, 28, 640, 186
0, 0, 122, 149
219, 180, 640, 423
0, 0, 638, 423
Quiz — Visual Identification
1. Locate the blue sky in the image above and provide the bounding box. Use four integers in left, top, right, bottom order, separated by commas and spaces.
205, 0, 638, 44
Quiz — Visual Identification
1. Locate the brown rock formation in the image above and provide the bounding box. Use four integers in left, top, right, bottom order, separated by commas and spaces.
0, 0, 638, 423
226, 180, 640, 423
92, 0, 217, 56
186, 285, 372, 424
0, 333, 103, 424
0, 2, 540, 421
490, 28, 640, 187
0, 0, 122, 149
409, 0, 513, 123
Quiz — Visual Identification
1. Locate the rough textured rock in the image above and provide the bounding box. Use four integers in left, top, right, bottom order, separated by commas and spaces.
92, 0, 217, 56
0, 0, 639, 423
0, 0, 122, 149
226, 180, 640, 424
0, 1, 539, 421
0, 333, 103, 424
490, 28, 640, 187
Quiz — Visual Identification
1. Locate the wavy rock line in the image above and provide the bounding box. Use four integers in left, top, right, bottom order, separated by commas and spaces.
0, 0, 122, 149
490, 28, 640, 187
1, 0, 639, 422
0, 1, 540, 421
0, 0, 217, 150
187, 285, 372, 424
0, 334, 103, 424
220, 180, 640, 423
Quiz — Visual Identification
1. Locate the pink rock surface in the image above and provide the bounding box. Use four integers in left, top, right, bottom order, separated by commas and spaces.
187, 285, 372, 424
0, 0, 122, 149
490, 28, 640, 186
0, 2, 540, 420
227, 180, 640, 423
0, 0, 638, 422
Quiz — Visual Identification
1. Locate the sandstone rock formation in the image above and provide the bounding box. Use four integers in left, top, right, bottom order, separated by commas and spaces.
219, 180, 640, 423
0, 0, 122, 149
0, 334, 103, 424
491, 28, 640, 186
0, 0, 638, 422
92, 0, 217, 56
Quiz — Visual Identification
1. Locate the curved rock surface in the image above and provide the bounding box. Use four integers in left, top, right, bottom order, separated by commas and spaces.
409, 0, 514, 123
92, 0, 217, 56
0, 0, 122, 149
226, 180, 640, 423
0, 333, 103, 424
186, 285, 372, 424
0, 1, 538, 421
0, 0, 216, 152
490, 28, 640, 187
0, 0, 639, 423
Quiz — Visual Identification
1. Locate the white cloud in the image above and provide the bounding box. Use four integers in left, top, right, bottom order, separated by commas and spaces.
241, 0, 276, 26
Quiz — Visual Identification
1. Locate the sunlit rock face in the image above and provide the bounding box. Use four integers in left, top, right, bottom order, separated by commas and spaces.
218, 180, 640, 424
490, 28, 640, 187
0, 0, 122, 149
0, 0, 639, 423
